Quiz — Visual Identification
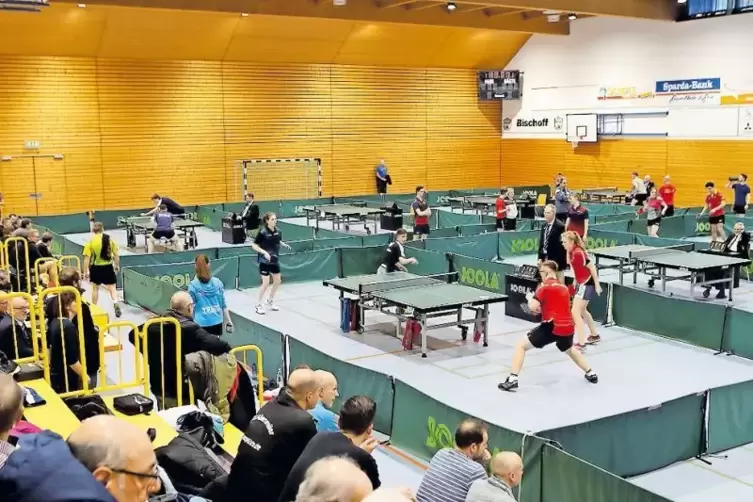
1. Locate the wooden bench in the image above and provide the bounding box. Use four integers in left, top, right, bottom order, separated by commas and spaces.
21, 379, 80, 439
101, 395, 178, 449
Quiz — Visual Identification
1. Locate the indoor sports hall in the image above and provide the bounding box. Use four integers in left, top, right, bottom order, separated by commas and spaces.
2, 1, 753, 502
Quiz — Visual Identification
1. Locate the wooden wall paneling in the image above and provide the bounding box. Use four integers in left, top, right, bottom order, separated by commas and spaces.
0, 158, 36, 216
427, 69, 501, 190
500, 139, 566, 187
0, 56, 103, 215
96, 59, 227, 209
221, 63, 334, 200
331, 66, 428, 196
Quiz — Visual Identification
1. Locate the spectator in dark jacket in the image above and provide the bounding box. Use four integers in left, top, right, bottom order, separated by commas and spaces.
227, 368, 320, 502
0, 430, 117, 502
37, 232, 54, 258
129, 291, 231, 408
45, 267, 101, 385
279, 395, 381, 502
0, 296, 33, 360
537, 204, 567, 283
241, 192, 260, 237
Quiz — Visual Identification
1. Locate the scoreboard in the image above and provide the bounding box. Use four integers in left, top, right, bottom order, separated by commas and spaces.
478, 70, 521, 101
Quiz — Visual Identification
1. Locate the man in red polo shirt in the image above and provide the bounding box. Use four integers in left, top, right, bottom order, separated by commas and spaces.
698, 181, 726, 243
411, 186, 431, 240
498, 260, 598, 392
658, 175, 677, 217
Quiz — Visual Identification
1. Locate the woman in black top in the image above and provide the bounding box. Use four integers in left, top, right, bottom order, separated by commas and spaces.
378, 228, 417, 274
250, 213, 291, 315
48, 291, 88, 394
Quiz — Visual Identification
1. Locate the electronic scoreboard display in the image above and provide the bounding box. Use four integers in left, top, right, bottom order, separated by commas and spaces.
478, 70, 521, 100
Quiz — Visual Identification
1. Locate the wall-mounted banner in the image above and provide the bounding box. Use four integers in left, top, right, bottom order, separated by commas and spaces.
502, 113, 565, 135
597, 86, 654, 101
654, 78, 721, 106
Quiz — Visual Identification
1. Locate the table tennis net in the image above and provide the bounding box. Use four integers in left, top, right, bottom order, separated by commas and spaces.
358, 273, 456, 294
628, 243, 695, 259
582, 187, 618, 193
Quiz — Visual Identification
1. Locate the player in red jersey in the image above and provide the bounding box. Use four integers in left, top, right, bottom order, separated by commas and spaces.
495, 191, 507, 232
698, 181, 726, 243
565, 194, 590, 241
498, 260, 598, 392
636, 187, 667, 237
563, 231, 603, 351
657, 176, 677, 217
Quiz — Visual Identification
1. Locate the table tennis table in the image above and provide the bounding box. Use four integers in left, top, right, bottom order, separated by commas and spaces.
119, 216, 202, 250
591, 244, 751, 301
323, 272, 508, 357
301, 203, 385, 235
580, 187, 631, 204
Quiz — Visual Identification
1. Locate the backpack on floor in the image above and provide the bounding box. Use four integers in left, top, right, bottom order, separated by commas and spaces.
402, 319, 422, 351
340, 298, 351, 333
473, 309, 484, 343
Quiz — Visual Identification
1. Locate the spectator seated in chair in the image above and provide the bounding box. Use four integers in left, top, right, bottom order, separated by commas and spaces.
703, 221, 750, 299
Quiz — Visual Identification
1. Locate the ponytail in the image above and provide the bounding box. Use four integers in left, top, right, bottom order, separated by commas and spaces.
563, 230, 585, 249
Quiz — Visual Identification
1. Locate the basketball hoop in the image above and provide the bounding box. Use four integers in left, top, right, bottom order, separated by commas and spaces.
570, 136, 583, 150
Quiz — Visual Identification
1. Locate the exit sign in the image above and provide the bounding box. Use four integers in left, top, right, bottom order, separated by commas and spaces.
24, 140, 40, 150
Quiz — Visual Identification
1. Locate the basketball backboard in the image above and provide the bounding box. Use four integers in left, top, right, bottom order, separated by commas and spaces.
566, 114, 598, 145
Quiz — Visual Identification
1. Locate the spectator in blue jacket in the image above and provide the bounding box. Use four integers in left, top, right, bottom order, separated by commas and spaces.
0, 430, 117, 502
310, 370, 339, 432
188, 254, 233, 336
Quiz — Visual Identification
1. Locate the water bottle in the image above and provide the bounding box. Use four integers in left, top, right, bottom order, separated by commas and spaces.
276, 368, 283, 389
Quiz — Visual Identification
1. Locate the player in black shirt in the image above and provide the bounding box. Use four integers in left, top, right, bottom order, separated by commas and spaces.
142, 194, 185, 216
378, 228, 417, 274
251, 212, 291, 315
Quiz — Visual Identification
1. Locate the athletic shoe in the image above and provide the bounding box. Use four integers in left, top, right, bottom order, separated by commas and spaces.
114, 304, 122, 318
584, 372, 598, 384
586, 335, 601, 344
255, 304, 265, 315
498, 377, 519, 392
573, 343, 586, 352
265, 299, 280, 311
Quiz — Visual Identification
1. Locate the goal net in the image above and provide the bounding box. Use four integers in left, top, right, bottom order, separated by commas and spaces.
235, 158, 322, 201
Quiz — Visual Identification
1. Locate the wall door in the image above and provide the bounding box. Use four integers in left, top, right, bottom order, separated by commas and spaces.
0, 156, 66, 216
33, 156, 68, 216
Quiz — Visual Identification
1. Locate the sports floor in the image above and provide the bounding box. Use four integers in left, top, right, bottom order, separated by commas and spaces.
62, 208, 753, 500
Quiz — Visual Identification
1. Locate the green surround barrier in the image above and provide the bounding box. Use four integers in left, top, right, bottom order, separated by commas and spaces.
459, 224, 497, 236
541, 445, 672, 502
425, 232, 499, 260
651, 215, 687, 239
127, 257, 239, 291
633, 234, 692, 249
592, 212, 636, 226
278, 221, 316, 241
404, 240, 426, 250
238, 249, 339, 289
437, 211, 482, 228
721, 307, 753, 359
451, 254, 515, 295
540, 393, 704, 477
287, 337, 395, 434
707, 381, 753, 454
278, 197, 334, 218
498, 230, 539, 257
314, 227, 350, 239
341, 246, 384, 277
312, 236, 363, 250
228, 311, 284, 380
361, 233, 391, 247
590, 220, 632, 233
612, 284, 725, 351
409, 248, 451, 276
430, 226, 461, 238
122, 268, 180, 314
197, 205, 225, 231
586, 230, 635, 249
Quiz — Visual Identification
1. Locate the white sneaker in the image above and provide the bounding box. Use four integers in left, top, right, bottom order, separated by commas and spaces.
266, 299, 280, 311
255, 304, 265, 315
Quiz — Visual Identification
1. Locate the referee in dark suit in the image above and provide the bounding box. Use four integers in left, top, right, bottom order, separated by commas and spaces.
538, 204, 567, 282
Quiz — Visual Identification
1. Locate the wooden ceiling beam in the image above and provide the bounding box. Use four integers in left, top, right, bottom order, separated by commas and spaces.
452, 0, 675, 20
63, 0, 570, 34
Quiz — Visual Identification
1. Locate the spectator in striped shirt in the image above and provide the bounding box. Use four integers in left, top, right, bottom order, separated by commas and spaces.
416, 419, 490, 502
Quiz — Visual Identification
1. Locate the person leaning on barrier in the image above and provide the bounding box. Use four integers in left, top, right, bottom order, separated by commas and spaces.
129, 291, 232, 408
45, 267, 101, 386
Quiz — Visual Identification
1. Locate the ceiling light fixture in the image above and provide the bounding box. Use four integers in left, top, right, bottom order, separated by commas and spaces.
77, 3, 86, 7
333, 0, 346, 5
447, 1, 456, 11
568, 13, 577, 20
240, 12, 248, 16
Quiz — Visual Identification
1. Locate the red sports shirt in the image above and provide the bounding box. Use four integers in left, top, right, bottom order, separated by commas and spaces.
495, 197, 506, 219
658, 184, 676, 206
706, 192, 725, 217
569, 247, 593, 285
535, 278, 575, 336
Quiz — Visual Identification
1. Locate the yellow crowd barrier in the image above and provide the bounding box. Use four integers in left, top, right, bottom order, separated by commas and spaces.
5, 291, 40, 365
34, 257, 59, 291
58, 255, 81, 271
231, 345, 264, 406
0, 242, 6, 270
142, 317, 183, 407
37, 286, 88, 398
5, 237, 30, 292
93, 320, 144, 394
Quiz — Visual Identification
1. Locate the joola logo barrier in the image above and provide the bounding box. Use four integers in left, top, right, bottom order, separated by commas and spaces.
185, 212, 198, 221
155, 273, 192, 288
696, 221, 711, 234
586, 237, 618, 249
459, 266, 500, 291
510, 237, 538, 253
425, 416, 503, 458
509, 283, 534, 296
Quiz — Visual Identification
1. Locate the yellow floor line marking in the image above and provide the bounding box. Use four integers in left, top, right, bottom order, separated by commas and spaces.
686, 459, 753, 488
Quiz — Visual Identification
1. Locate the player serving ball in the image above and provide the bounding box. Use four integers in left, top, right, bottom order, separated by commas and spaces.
562, 231, 602, 351
250, 213, 291, 315
498, 260, 598, 392
378, 228, 417, 274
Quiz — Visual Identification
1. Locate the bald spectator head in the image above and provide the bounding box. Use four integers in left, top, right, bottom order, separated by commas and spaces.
169, 291, 193, 317
0, 373, 23, 442
455, 418, 489, 462
286, 368, 320, 411
67, 415, 160, 502
490, 451, 524, 488
315, 370, 339, 408
9, 297, 29, 322
363, 487, 416, 502
294, 457, 373, 502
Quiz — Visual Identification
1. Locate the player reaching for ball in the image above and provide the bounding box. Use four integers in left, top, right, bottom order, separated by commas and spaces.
498, 260, 598, 392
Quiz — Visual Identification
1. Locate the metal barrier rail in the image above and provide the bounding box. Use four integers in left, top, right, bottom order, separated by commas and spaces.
58, 255, 81, 271
142, 317, 183, 407
93, 320, 145, 395
5, 237, 30, 292
231, 345, 264, 406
